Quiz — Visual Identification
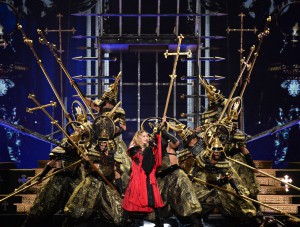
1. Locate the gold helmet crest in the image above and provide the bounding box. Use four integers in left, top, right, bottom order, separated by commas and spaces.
98, 71, 122, 105
168, 123, 196, 146
209, 137, 224, 152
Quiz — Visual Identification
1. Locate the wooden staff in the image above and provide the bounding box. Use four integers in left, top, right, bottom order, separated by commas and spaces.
17, 24, 73, 124
216, 45, 255, 122
226, 156, 300, 192
163, 34, 186, 117
26, 94, 118, 193
192, 176, 300, 222
37, 29, 95, 120
0, 159, 83, 203
239, 16, 271, 98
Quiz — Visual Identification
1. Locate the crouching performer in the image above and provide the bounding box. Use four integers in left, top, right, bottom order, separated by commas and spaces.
177, 126, 257, 222
63, 116, 123, 226
22, 126, 86, 227
155, 117, 203, 227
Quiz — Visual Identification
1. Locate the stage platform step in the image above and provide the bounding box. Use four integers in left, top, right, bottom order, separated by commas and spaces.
19, 194, 36, 204
257, 176, 282, 186
254, 160, 273, 169
259, 186, 290, 195
1, 160, 300, 218
0, 213, 299, 227
15, 203, 32, 213
261, 204, 300, 214
258, 195, 300, 204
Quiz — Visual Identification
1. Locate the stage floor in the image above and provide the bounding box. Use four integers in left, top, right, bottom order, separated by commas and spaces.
0, 213, 299, 227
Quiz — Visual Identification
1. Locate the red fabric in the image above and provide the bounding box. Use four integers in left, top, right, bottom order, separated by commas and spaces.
122, 134, 164, 213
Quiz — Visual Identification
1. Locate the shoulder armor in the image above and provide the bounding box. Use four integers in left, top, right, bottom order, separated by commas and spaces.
115, 107, 125, 115
114, 156, 123, 163
51, 146, 65, 154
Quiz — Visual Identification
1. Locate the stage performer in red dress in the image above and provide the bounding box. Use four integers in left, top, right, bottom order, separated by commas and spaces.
122, 129, 164, 227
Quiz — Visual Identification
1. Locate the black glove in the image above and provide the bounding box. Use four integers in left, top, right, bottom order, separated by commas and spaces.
216, 177, 229, 187
114, 126, 125, 138
229, 178, 243, 195
244, 153, 256, 168
148, 140, 157, 148
37, 165, 52, 182
128, 145, 141, 157
115, 178, 125, 197
142, 146, 155, 175
161, 129, 179, 144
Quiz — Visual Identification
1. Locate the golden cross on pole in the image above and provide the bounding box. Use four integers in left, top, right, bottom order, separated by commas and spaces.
226, 13, 257, 131
226, 13, 257, 57
163, 34, 191, 117
43, 13, 76, 127
44, 13, 76, 54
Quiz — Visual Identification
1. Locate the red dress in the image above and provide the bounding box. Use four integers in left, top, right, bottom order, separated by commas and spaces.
122, 134, 164, 213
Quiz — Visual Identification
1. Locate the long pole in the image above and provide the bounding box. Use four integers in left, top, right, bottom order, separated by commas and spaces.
17, 24, 73, 124
226, 156, 300, 192
37, 29, 96, 120
27, 94, 118, 193
192, 176, 300, 222
0, 159, 83, 203
163, 34, 184, 117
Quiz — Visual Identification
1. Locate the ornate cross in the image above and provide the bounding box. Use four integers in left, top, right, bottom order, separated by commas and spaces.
226, 13, 257, 131
163, 34, 191, 117
43, 13, 76, 126
282, 175, 292, 192
44, 13, 76, 54
226, 13, 257, 56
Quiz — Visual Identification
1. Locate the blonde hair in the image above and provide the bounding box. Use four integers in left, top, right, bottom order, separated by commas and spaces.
129, 129, 149, 149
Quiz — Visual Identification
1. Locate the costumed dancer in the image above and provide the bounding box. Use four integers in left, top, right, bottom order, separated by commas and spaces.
155, 116, 203, 227
225, 130, 262, 217
201, 81, 262, 217
84, 72, 130, 194
122, 129, 164, 227
63, 116, 123, 226
22, 110, 90, 227
177, 127, 257, 222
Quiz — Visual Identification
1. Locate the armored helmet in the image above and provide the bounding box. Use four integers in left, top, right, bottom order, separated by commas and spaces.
175, 124, 197, 147
210, 137, 224, 152
94, 71, 121, 106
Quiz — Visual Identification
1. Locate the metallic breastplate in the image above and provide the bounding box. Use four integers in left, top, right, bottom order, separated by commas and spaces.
189, 139, 205, 156
99, 152, 115, 177
62, 150, 81, 170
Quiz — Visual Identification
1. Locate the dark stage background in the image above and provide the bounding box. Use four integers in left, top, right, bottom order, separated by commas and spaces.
0, 0, 299, 168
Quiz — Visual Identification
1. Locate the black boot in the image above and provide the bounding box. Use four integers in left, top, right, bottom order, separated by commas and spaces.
190, 213, 203, 227
127, 212, 145, 227
115, 178, 125, 197
62, 216, 76, 227
252, 195, 264, 220
154, 208, 164, 227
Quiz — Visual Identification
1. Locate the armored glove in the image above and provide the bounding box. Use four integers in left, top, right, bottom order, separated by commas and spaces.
37, 165, 52, 182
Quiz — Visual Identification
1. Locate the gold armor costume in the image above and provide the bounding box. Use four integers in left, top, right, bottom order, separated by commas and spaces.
94, 72, 131, 191
177, 129, 257, 220
64, 142, 123, 225
157, 155, 202, 218
110, 107, 131, 189
192, 152, 257, 219
227, 151, 260, 199
24, 144, 83, 225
